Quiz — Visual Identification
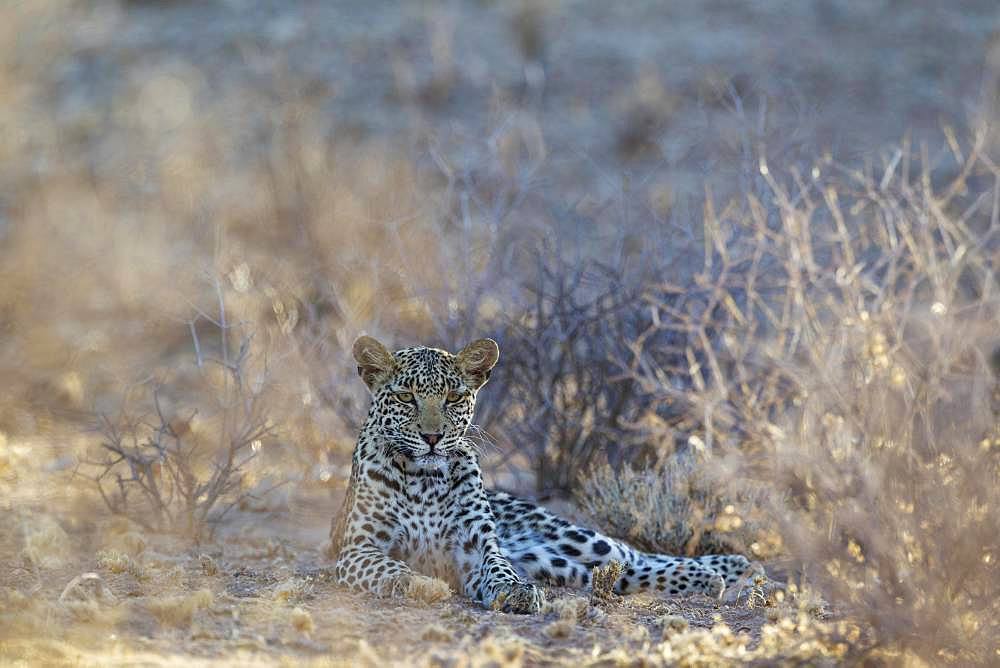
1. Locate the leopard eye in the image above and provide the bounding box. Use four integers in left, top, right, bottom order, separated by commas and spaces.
445, 391, 464, 403
394, 391, 414, 404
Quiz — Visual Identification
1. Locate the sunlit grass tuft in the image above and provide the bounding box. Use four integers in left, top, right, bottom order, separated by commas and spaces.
145, 588, 214, 627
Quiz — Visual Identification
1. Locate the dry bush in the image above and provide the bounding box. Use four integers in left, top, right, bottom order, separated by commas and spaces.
481, 252, 662, 493
577, 452, 774, 557
754, 327, 999, 664
101, 524, 148, 558
616, 133, 1000, 663
80, 287, 281, 538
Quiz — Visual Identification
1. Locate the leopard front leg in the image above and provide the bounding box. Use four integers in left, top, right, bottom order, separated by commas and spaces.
458, 544, 544, 614
330, 467, 414, 597
449, 466, 543, 614
334, 544, 413, 597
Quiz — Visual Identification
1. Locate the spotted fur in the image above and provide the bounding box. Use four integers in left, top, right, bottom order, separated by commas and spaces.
329, 336, 752, 613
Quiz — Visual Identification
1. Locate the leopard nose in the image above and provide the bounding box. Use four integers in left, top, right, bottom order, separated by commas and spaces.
420, 432, 443, 446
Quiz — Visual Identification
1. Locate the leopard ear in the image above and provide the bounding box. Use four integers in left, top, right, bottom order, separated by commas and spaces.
352, 335, 396, 390
455, 338, 499, 389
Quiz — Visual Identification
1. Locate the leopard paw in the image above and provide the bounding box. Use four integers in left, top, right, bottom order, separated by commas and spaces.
705, 573, 726, 599
492, 582, 545, 614
385, 573, 413, 598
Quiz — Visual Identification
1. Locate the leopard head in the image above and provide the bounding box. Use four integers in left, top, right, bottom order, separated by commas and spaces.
353, 335, 498, 465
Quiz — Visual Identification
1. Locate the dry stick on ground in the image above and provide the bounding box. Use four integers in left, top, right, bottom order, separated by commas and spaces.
80, 278, 282, 538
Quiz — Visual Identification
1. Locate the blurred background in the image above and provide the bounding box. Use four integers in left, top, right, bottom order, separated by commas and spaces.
2, 0, 996, 487
1, 1, 999, 664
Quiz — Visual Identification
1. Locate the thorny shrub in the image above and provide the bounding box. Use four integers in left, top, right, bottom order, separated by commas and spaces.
609, 133, 1000, 663
80, 281, 282, 538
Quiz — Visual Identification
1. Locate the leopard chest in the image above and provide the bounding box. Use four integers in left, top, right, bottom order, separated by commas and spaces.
390, 471, 460, 582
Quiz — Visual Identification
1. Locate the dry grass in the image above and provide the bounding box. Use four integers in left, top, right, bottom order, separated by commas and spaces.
419, 623, 454, 643
542, 595, 589, 638
404, 574, 454, 606
578, 453, 776, 557
589, 560, 624, 608
289, 606, 316, 635
19, 515, 72, 569
659, 614, 690, 640
145, 588, 214, 627
96, 549, 147, 581
272, 577, 315, 603
199, 553, 219, 576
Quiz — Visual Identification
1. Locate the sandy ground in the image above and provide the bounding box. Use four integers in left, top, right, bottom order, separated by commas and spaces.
1, 471, 834, 667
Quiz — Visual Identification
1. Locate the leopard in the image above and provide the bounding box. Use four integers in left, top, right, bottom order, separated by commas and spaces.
328, 335, 754, 614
